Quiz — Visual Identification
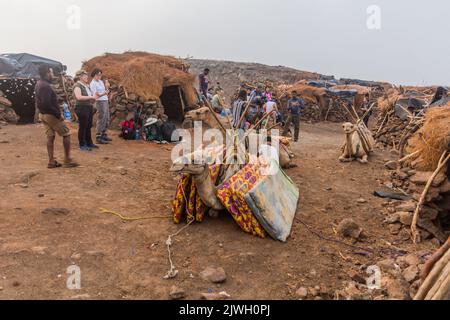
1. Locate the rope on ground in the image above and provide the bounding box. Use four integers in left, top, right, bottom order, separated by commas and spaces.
295, 214, 374, 255
163, 186, 193, 279
98, 208, 170, 221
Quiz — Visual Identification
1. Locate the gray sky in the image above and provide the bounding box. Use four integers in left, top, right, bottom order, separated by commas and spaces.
2, 0, 449, 85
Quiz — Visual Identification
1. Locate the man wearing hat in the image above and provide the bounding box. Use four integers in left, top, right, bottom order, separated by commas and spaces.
35, 64, 78, 168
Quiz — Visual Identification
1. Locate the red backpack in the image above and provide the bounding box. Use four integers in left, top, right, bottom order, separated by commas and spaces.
121, 120, 136, 140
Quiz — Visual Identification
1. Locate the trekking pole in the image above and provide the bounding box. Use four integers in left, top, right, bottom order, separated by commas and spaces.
236, 93, 255, 129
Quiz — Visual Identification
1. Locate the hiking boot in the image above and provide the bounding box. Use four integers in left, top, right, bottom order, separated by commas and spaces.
80, 145, 92, 151
102, 134, 113, 142
87, 143, 99, 149
96, 137, 109, 144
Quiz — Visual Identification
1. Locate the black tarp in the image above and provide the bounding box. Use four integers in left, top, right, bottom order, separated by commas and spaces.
307, 80, 337, 89
430, 87, 449, 105
394, 97, 426, 121
0, 53, 66, 78
326, 88, 358, 98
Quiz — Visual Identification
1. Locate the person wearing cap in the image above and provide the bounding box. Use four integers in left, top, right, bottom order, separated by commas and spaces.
199, 68, 210, 97
211, 88, 225, 113
283, 90, 304, 142
89, 68, 111, 144
73, 70, 99, 151
35, 64, 78, 168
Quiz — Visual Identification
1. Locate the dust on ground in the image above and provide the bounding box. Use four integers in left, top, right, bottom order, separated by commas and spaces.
0, 122, 435, 299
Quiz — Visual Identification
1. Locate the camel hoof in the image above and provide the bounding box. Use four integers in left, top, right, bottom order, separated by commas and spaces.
208, 209, 220, 219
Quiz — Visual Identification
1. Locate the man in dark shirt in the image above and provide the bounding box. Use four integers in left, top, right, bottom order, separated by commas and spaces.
35, 64, 77, 168
198, 68, 210, 97
283, 90, 304, 142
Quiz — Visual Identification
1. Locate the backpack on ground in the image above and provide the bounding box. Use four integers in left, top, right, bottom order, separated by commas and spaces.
161, 121, 178, 142
121, 120, 136, 140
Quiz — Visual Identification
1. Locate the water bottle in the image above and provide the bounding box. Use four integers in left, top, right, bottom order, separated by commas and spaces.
63, 102, 71, 120
135, 128, 140, 140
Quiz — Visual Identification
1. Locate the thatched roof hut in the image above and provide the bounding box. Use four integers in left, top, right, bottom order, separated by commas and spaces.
82, 52, 197, 122
280, 82, 329, 105
406, 105, 450, 171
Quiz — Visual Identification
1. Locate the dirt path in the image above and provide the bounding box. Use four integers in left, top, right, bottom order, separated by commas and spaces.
0, 122, 434, 299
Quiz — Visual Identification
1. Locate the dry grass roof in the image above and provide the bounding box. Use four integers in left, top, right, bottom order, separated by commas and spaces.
377, 88, 401, 113
82, 51, 197, 104
274, 82, 327, 105
281, 81, 327, 97
407, 105, 450, 171
333, 84, 371, 95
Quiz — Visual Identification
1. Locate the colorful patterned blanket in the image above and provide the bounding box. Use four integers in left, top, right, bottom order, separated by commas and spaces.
172, 163, 267, 239
217, 164, 266, 238
172, 165, 221, 224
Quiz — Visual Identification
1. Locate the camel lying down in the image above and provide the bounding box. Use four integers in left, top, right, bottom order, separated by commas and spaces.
170, 141, 295, 218
339, 122, 375, 164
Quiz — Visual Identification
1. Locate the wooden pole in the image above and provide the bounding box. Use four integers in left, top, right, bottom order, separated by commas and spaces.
357, 102, 376, 126
178, 87, 186, 112
324, 99, 333, 121
414, 247, 450, 299
202, 95, 226, 133
376, 110, 392, 135
236, 93, 255, 129
250, 110, 276, 131
398, 150, 420, 163
342, 103, 357, 123
350, 97, 360, 122
421, 237, 450, 281
411, 152, 450, 244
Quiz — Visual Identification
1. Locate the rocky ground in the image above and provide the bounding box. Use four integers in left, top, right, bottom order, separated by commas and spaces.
0, 121, 440, 300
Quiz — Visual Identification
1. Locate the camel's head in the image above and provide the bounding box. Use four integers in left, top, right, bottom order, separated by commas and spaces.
170, 161, 207, 175
342, 122, 357, 134
170, 149, 212, 175
184, 107, 211, 122
182, 107, 212, 129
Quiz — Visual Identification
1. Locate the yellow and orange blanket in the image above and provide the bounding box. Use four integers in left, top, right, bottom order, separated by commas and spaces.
172, 165, 222, 224
172, 163, 266, 238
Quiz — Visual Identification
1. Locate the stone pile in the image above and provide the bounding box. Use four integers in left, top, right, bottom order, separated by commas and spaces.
383, 163, 449, 244
107, 83, 167, 129
0, 92, 17, 124
335, 252, 431, 300
51, 75, 75, 107
374, 114, 409, 149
